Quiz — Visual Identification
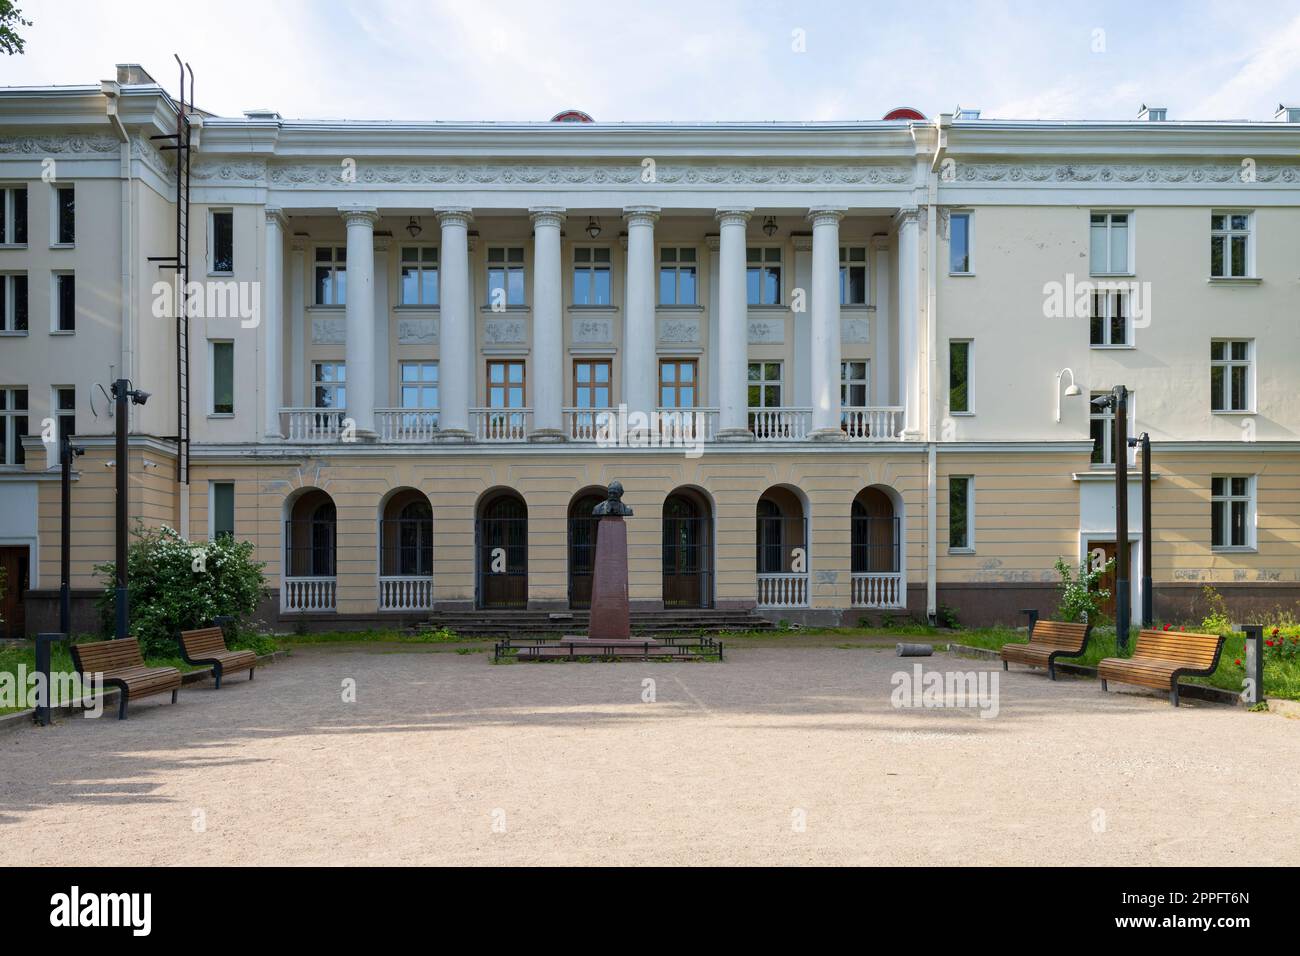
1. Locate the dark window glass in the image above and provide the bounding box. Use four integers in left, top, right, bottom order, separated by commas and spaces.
56, 187, 75, 244
211, 211, 233, 273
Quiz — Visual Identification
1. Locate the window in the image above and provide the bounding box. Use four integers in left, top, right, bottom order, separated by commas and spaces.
1211, 340, 1251, 412
659, 359, 696, 408
54, 386, 74, 448
0, 273, 28, 332
0, 387, 27, 465
746, 247, 782, 305
659, 247, 697, 305
948, 339, 971, 413
747, 361, 783, 409
1089, 290, 1129, 347
53, 185, 74, 245
949, 476, 973, 551
1211, 212, 1251, 278
487, 360, 526, 408
487, 247, 526, 306
1089, 391, 1114, 465
573, 359, 611, 409
949, 212, 971, 274
53, 272, 74, 332
841, 360, 869, 408
572, 247, 611, 305
314, 247, 347, 305
0, 186, 27, 245
211, 482, 235, 540
1090, 212, 1130, 274
400, 362, 439, 409
209, 210, 233, 274
1211, 476, 1254, 549
313, 361, 346, 409
211, 341, 234, 414
840, 246, 867, 304
400, 246, 438, 306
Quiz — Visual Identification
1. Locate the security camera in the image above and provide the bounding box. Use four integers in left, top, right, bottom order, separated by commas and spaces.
1090, 394, 1112, 409
132, 390, 151, 406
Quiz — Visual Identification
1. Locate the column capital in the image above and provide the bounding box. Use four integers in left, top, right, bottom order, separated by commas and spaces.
529, 206, 567, 228
265, 206, 288, 230
436, 207, 474, 228
894, 206, 920, 228
339, 206, 380, 228
715, 207, 753, 226
290, 231, 309, 253
807, 206, 847, 226
373, 234, 392, 252
622, 205, 660, 226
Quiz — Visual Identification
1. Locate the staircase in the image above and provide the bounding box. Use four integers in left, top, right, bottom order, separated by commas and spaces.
415, 608, 774, 640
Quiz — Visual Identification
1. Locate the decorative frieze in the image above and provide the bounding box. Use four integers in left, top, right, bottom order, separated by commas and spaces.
747, 318, 785, 344
311, 316, 346, 345
841, 317, 871, 344
397, 317, 438, 345
951, 161, 1300, 184
483, 318, 526, 344
658, 317, 700, 344
572, 317, 613, 344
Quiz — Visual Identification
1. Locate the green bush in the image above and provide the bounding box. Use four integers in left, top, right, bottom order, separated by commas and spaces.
1053, 555, 1115, 624
95, 523, 268, 657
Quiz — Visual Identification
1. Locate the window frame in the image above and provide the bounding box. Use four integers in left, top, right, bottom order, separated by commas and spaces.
1210, 211, 1253, 279
1089, 211, 1133, 276
840, 360, 870, 409
210, 339, 235, 416
210, 481, 236, 541
0, 272, 28, 334
486, 358, 527, 409
51, 271, 74, 333
399, 361, 439, 410
313, 246, 347, 306
571, 245, 612, 307
948, 475, 974, 553
746, 361, 784, 409
745, 245, 783, 306
948, 339, 972, 415
1211, 475, 1256, 551
0, 385, 29, 466
51, 184, 75, 247
208, 208, 234, 275
312, 361, 347, 410
573, 358, 612, 410
948, 211, 973, 275
658, 358, 698, 409
486, 246, 527, 307
1210, 339, 1253, 414
398, 245, 439, 307
658, 246, 699, 306
0, 185, 28, 247
1089, 288, 1131, 348
839, 245, 869, 305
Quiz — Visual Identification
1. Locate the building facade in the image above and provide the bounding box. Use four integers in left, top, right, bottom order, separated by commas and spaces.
1, 66, 1298, 635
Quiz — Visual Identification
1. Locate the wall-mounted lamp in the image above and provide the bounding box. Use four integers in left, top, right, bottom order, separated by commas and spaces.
586, 216, 602, 239
406, 217, 423, 238
761, 216, 778, 237
1054, 368, 1082, 422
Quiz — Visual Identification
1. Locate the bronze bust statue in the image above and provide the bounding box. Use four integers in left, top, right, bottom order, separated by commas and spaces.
592, 480, 633, 517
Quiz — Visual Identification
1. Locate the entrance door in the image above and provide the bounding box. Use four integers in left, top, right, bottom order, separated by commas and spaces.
0, 547, 28, 638
568, 493, 602, 609
662, 493, 712, 608
1086, 540, 1118, 621
477, 495, 527, 609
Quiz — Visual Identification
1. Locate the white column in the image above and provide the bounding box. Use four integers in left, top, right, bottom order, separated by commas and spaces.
436, 208, 473, 440
705, 234, 721, 406
289, 237, 306, 406
809, 207, 846, 439
792, 234, 813, 408
622, 206, 658, 417
530, 207, 566, 440
870, 235, 892, 406
373, 235, 391, 414
897, 208, 922, 438
715, 207, 753, 441
263, 207, 286, 438
341, 206, 379, 437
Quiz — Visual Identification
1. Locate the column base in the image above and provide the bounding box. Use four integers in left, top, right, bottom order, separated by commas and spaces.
901, 429, 924, 441
715, 428, 755, 443
433, 429, 472, 444
809, 427, 847, 442
349, 428, 377, 443
527, 428, 568, 443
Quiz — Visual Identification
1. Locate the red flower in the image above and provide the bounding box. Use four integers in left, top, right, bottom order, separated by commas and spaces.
1234, 659, 1242, 666
1272, 627, 1280, 636
1163, 623, 1171, 631
1266, 640, 1275, 647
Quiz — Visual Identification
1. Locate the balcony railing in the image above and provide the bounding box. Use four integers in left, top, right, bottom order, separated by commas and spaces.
756, 572, 809, 608
282, 576, 337, 613
376, 408, 439, 442
851, 572, 903, 608
655, 407, 717, 444
471, 407, 532, 442
564, 407, 615, 442
281, 407, 347, 442
842, 406, 904, 441
750, 407, 811, 441
378, 575, 434, 611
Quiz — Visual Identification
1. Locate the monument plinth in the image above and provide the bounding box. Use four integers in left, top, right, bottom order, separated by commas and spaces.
587, 481, 633, 641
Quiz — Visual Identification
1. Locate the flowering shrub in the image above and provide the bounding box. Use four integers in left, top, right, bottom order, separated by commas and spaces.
1053, 556, 1115, 624
1264, 626, 1300, 664
95, 523, 268, 657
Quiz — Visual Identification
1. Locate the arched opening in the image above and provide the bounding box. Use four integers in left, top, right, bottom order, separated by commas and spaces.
282, 488, 337, 612
567, 488, 605, 609
755, 485, 809, 608
379, 488, 434, 611
476, 489, 528, 609
662, 487, 713, 608
851, 486, 903, 608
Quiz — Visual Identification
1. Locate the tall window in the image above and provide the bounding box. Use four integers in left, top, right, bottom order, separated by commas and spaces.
572, 247, 611, 305
1211, 340, 1251, 412
1090, 290, 1129, 346
659, 247, 697, 305
313, 361, 346, 409
949, 476, 973, 551
1090, 212, 1130, 274
54, 386, 75, 447
0, 273, 27, 332
747, 361, 783, 409
0, 386, 27, 465
573, 359, 611, 409
53, 272, 74, 332
211, 482, 235, 540
949, 212, 971, 274
659, 359, 696, 408
399, 246, 438, 305
1211, 476, 1253, 549
746, 247, 781, 305
1211, 212, 1251, 278
400, 362, 438, 409
486, 360, 526, 408
1090, 391, 1114, 465
841, 360, 869, 408
948, 339, 971, 413
0, 186, 27, 245
314, 246, 347, 305
211, 341, 234, 414
210, 210, 233, 274
54, 185, 74, 245
487, 247, 526, 306
840, 246, 867, 304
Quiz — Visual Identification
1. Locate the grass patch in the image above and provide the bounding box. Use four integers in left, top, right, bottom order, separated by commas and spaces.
277, 627, 473, 645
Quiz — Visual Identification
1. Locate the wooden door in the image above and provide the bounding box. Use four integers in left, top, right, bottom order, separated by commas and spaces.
1087, 540, 1118, 620
0, 547, 28, 638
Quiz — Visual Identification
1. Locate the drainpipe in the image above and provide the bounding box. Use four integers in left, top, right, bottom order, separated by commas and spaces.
921, 117, 949, 624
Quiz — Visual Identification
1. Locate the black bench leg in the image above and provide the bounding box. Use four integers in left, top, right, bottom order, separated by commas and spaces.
1002, 660, 1008, 671
171, 689, 178, 704
1101, 679, 1108, 692
118, 691, 128, 720
1170, 685, 1179, 707
249, 667, 255, 681
1048, 661, 1056, 681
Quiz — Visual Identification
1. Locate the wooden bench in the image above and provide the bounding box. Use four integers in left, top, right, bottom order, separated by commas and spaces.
69, 638, 181, 720
178, 626, 257, 689
1098, 628, 1226, 707
1000, 620, 1091, 680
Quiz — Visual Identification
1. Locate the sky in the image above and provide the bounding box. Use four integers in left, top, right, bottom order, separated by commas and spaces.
2, 0, 1299, 123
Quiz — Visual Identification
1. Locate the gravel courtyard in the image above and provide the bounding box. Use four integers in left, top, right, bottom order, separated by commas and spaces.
2, 641, 1296, 866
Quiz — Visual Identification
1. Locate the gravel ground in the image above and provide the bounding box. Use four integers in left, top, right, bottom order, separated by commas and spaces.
1, 642, 1296, 866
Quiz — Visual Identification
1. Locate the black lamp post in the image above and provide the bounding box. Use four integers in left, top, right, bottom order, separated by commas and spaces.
1128, 432, 1153, 628
59, 433, 85, 635
1093, 386, 1130, 651
110, 379, 150, 640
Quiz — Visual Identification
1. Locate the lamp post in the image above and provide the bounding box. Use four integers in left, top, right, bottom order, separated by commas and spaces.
1092, 386, 1130, 651
59, 433, 85, 635
1054, 368, 1082, 423
110, 379, 150, 640
1128, 431, 1152, 627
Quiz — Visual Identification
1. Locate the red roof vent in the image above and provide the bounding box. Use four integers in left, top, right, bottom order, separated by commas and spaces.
550, 109, 595, 123
882, 106, 926, 121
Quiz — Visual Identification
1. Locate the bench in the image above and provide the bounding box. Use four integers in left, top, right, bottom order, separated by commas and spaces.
1000, 620, 1091, 680
178, 626, 257, 689
1098, 628, 1226, 707
69, 638, 182, 720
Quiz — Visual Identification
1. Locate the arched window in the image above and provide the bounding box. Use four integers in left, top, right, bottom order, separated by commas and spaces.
396, 500, 432, 576
756, 498, 785, 574
310, 502, 336, 576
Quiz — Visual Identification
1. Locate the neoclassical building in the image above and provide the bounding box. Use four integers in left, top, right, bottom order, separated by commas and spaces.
1, 65, 1298, 634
